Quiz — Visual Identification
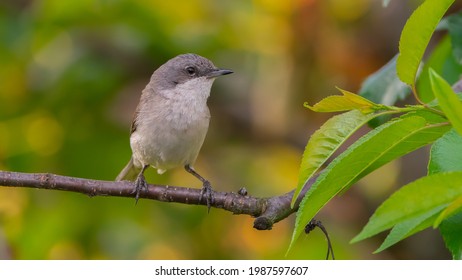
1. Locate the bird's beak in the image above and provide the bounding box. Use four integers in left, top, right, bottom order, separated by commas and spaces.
206, 68, 233, 78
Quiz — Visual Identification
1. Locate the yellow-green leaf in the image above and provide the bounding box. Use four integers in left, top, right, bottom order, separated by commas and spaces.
433, 196, 462, 227
352, 172, 462, 243
429, 68, 462, 136
292, 110, 376, 207
305, 88, 383, 114
289, 116, 448, 252
374, 206, 445, 253
397, 0, 455, 86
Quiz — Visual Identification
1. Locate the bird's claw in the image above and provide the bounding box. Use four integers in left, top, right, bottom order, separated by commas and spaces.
131, 174, 148, 204
199, 181, 214, 213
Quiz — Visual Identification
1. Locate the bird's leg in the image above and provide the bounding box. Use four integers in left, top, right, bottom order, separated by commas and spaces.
184, 164, 214, 212
132, 165, 149, 204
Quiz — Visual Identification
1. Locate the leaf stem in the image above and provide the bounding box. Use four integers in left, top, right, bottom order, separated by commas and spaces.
412, 84, 425, 105
411, 84, 446, 117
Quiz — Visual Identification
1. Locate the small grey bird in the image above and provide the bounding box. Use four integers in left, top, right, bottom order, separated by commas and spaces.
116, 53, 232, 207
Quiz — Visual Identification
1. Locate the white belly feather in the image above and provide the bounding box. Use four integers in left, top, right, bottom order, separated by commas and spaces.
130, 77, 213, 173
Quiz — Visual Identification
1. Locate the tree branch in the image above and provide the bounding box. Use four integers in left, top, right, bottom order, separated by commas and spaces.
0, 170, 316, 230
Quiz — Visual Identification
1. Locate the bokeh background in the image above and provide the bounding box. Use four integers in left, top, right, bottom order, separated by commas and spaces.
0, 0, 456, 259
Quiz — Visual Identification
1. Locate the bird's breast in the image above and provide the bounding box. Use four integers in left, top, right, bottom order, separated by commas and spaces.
130, 87, 211, 169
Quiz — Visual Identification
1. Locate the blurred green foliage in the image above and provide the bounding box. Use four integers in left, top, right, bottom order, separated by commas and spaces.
0, 0, 454, 259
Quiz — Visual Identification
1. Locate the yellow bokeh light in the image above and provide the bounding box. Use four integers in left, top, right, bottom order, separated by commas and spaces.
327, 0, 371, 22
48, 240, 84, 260
0, 123, 9, 158
0, 188, 29, 219
25, 113, 64, 156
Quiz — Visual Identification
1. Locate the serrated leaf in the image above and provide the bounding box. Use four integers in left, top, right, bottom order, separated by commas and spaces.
359, 55, 411, 127
428, 129, 462, 175
429, 68, 462, 135
360, 111, 449, 177
352, 172, 462, 243
374, 206, 445, 253
288, 116, 448, 251
439, 211, 462, 259
305, 88, 383, 114
292, 110, 377, 207
397, 0, 455, 86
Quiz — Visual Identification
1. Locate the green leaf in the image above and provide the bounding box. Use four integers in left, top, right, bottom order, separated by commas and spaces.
428, 129, 462, 175
292, 110, 377, 207
374, 206, 445, 253
360, 55, 410, 106
289, 116, 448, 251
359, 55, 411, 127
427, 92, 462, 107
400, 109, 447, 125
352, 172, 462, 243
417, 36, 462, 103
447, 12, 462, 64
427, 129, 462, 259
397, 0, 455, 86
360, 111, 449, 177
305, 88, 383, 114
429, 68, 462, 135
439, 211, 462, 259
434, 196, 462, 227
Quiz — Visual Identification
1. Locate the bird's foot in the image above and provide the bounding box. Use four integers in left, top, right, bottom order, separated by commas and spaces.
131, 174, 148, 204
199, 180, 214, 213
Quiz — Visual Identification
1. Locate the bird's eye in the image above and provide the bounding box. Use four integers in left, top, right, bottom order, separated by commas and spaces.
186, 66, 196, 76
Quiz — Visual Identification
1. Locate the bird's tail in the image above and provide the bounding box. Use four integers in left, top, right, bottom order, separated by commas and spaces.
116, 157, 140, 181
